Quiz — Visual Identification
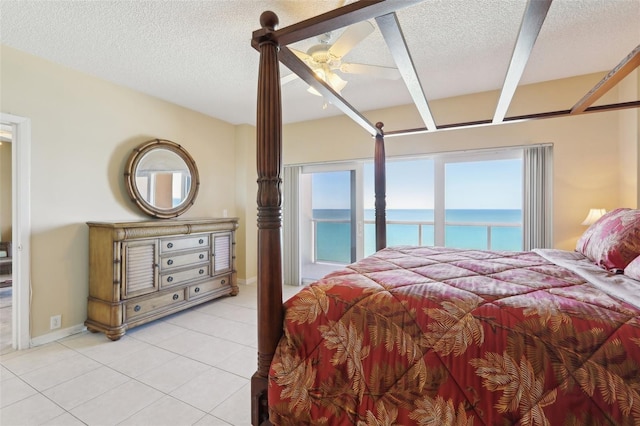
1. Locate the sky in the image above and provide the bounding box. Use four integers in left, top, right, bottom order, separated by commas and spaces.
312, 157, 522, 210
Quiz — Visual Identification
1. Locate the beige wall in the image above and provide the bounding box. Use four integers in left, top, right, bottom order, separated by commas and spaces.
0, 142, 11, 241
234, 124, 258, 284
1, 46, 239, 339
2, 43, 638, 343
618, 69, 639, 207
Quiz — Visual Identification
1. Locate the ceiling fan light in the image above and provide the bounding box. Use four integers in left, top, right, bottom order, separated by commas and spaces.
328, 73, 347, 92
307, 71, 347, 96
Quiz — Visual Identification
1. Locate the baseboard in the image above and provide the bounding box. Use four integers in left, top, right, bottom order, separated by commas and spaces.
30, 323, 86, 347
238, 276, 257, 286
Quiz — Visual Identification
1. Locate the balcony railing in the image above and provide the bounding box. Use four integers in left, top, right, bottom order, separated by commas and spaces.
312, 218, 522, 263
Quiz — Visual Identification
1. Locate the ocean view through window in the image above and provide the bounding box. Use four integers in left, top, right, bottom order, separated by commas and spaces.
314, 208, 523, 262
309, 151, 523, 265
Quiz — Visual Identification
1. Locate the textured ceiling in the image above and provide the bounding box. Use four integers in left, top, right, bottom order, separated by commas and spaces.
1, 0, 639, 125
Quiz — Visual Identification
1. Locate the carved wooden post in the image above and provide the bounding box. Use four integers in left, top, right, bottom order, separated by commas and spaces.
374, 122, 387, 251
251, 11, 283, 426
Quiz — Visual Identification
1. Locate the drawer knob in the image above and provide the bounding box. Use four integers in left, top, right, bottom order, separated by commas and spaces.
194, 287, 200, 293
199, 269, 204, 275
199, 238, 204, 244
167, 259, 174, 265
134, 305, 141, 312
221, 279, 226, 285
167, 242, 174, 249
199, 254, 205, 260
167, 276, 173, 282
172, 294, 179, 301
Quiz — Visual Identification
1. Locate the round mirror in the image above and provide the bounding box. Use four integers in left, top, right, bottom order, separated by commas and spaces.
125, 139, 200, 218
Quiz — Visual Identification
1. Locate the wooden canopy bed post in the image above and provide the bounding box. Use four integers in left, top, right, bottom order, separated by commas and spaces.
251, 11, 283, 426
374, 122, 387, 251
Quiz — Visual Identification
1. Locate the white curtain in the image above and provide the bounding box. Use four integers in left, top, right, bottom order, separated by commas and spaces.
523, 145, 553, 249
283, 166, 301, 286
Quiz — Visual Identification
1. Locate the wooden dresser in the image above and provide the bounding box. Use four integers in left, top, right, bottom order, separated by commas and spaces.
85, 218, 238, 340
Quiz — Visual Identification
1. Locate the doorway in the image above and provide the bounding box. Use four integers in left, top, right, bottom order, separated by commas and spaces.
0, 113, 31, 351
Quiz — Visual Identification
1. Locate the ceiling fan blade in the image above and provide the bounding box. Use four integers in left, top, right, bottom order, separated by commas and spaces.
281, 73, 300, 85
329, 21, 375, 59
339, 63, 401, 80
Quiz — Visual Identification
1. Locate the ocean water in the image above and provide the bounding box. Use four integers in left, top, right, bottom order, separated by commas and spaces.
314, 209, 522, 263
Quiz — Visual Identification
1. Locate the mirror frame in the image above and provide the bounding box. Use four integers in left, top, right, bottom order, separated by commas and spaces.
125, 139, 200, 218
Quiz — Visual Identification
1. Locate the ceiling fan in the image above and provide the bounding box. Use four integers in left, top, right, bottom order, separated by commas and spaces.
282, 21, 401, 96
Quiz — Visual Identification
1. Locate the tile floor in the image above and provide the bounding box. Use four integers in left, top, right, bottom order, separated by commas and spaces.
0, 283, 303, 426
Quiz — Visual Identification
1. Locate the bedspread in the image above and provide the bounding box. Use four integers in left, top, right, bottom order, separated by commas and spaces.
269, 246, 640, 426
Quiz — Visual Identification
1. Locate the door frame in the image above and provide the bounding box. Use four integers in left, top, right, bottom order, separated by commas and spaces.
1, 113, 31, 350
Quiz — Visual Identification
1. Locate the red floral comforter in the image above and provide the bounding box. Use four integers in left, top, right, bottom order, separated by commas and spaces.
269, 247, 640, 425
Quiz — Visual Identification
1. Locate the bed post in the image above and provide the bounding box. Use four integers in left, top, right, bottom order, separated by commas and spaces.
251, 11, 283, 426
374, 122, 387, 251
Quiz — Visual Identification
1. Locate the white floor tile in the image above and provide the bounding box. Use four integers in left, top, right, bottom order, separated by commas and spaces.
184, 335, 245, 367
0, 364, 16, 382
164, 309, 223, 336
0, 393, 65, 425
222, 285, 257, 310
42, 412, 86, 425
0, 342, 76, 376
80, 335, 152, 365
0, 376, 38, 408
126, 319, 186, 345
197, 301, 257, 326
136, 355, 210, 393
202, 317, 256, 346
214, 346, 258, 379
210, 382, 252, 426
193, 414, 233, 425
118, 395, 207, 426
154, 329, 216, 355
107, 344, 178, 378
42, 366, 130, 411
170, 367, 247, 412
70, 380, 163, 426
20, 352, 100, 391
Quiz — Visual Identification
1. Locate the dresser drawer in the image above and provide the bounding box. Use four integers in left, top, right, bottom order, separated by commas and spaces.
160, 249, 209, 271
160, 265, 210, 288
160, 235, 210, 253
188, 275, 231, 299
125, 289, 185, 320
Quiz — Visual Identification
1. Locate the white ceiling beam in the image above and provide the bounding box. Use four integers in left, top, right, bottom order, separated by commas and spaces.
493, 0, 552, 124
376, 12, 437, 131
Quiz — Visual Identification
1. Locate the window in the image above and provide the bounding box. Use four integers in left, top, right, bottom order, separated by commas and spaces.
285, 145, 551, 284
363, 150, 523, 256
443, 155, 523, 251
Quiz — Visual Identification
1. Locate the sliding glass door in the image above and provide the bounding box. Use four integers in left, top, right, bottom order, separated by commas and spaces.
299, 163, 363, 282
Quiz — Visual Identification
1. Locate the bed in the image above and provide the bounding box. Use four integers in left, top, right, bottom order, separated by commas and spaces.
249, 2, 640, 425
269, 243, 640, 425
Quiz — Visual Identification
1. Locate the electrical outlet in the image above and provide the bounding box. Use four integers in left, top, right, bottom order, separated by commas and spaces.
50, 315, 61, 330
